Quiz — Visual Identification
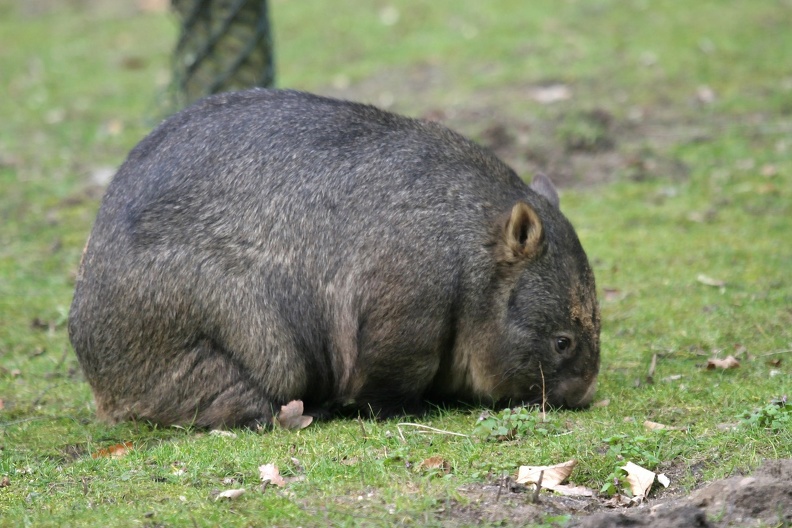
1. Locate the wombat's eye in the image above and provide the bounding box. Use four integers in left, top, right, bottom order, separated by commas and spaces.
555, 336, 572, 354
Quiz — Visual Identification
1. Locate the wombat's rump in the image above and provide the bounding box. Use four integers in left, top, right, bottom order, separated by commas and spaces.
69, 89, 600, 428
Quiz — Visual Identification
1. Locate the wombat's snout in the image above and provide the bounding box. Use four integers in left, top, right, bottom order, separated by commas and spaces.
553, 376, 598, 409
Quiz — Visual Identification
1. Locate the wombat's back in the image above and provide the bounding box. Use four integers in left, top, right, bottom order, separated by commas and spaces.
70, 89, 599, 428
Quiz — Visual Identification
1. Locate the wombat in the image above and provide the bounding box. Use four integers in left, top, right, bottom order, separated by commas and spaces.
68, 89, 600, 429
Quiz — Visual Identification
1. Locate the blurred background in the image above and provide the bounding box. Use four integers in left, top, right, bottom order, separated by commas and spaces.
4, 0, 791, 191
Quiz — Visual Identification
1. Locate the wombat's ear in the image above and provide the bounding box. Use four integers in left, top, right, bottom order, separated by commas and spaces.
530, 173, 560, 208
501, 202, 545, 261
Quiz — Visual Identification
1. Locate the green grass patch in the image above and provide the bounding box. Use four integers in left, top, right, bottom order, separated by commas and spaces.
1, 1, 790, 526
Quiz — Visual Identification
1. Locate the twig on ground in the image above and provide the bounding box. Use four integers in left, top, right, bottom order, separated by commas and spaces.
647, 353, 657, 382
396, 423, 469, 437
396, 425, 407, 444
758, 349, 792, 357
531, 470, 544, 504
357, 416, 368, 440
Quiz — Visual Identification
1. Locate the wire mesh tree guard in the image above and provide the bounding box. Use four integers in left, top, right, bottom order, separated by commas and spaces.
171, 0, 274, 108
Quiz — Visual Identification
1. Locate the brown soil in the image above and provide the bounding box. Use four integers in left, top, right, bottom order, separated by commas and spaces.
438, 459, 792, 527
575, 458, 792, 528
319, 65, 696, 190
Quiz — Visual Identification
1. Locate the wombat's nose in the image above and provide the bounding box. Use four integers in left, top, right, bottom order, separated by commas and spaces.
555, 376, 597, 408
574, 378, 597, 407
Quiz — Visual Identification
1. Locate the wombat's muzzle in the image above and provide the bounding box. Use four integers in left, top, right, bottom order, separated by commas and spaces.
556, 376, 598, 408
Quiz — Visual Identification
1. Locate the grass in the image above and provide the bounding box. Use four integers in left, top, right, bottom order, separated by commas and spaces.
1, 0, 791, 526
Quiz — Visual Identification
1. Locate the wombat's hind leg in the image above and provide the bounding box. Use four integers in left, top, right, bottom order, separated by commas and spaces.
150, 339, 275, 429
193, 378, 275, 429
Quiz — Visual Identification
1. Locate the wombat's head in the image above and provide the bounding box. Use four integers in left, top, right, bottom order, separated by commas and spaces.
485, 174, 600, 409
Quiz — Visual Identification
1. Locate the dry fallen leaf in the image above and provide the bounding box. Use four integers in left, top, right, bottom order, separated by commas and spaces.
706, 356, 740, 370
215, 488, 246, 501
378, 5, 400, 26
530, 84, 572, 104
418, 456, 451, 474
697, 274, 725, 287
516, 460, 576, 490
0, 476, 10, 488
687, 210, 717, 223
259, 463, 286, 487
643, 420, 686, 432
760, 164, 778, 177
696, 85, 716, 104
104, 119, 124, 137
209, 430, 238, 438
273, 400, 313, 431
621, 461, 656, 502
604, 494, 633, 508
91, 442, 133, 459
592, 399, 610, 408
137, 0, 169, 13
603, 288, 622, 302
551, 483, 595, 497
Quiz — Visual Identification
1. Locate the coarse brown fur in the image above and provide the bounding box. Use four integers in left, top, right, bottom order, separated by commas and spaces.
68, 89, 601, 429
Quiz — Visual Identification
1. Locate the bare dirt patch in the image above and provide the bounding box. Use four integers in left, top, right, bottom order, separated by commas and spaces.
319, 64, 694, 189
575, 459, 792, 528
442, 480, 599, 526
436, 459, 792, 527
